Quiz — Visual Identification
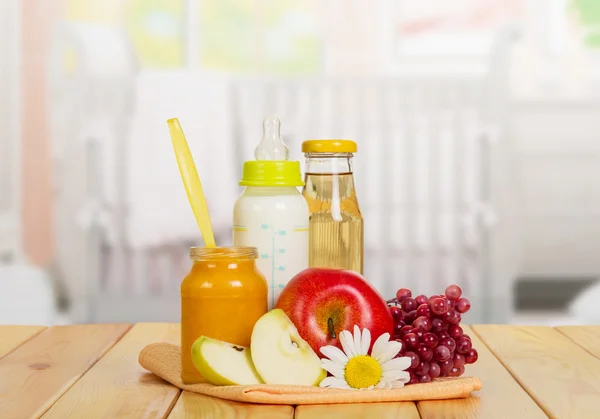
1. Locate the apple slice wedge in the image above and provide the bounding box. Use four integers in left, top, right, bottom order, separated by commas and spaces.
251, 309, 326, 385
191, 336, 264, 385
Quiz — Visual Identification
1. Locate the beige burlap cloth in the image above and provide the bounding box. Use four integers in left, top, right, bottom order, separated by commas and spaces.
139, 342, 482, 405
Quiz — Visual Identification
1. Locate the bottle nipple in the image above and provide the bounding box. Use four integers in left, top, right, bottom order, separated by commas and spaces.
254, 116, 290, 161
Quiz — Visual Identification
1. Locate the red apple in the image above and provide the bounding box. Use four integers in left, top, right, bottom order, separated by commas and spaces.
275, 267, 394, 356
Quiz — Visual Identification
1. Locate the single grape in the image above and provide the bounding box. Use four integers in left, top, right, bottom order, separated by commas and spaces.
414, 328, 424, 338
414, 361, 430, 376
393, 323, 404, 337
445, 284, 462, 301
429, 298, 448, 315
421, 332, 439, 349
456, 365, 465, 376
416, 303, 431, 318
445, 298, 454, 310
404, 333, 419, 349
408, 372, 419, 385
390, 306, 403, 323
401, 298, 418, 312
429, 362, 441, 379
436, 331, 451, 340
456, 297, 471, 313
448, 366, 461, 377
418, 373, 432, 383
396, 288, 412, 301
415, 294, 429, 306
400, 325, 414, 337
404, 310, 418, 324
417, 344, 433, 361
413, 316, 432, 332
463, 334, 472, 341
434, 345, 451, 362
452, 313, 462, 325
456, 336, 472, 354
442, 310, 458, 325
448, 324, 463, 339
431, 318, 446, 332
439, 337, 456, 353
453, 353, 465, 369
439, 359, 454, 374
404, 351, 420, 369
465, 348, 479, 364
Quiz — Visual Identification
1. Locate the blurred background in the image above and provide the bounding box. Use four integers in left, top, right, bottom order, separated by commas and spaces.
2, 0, 600, 326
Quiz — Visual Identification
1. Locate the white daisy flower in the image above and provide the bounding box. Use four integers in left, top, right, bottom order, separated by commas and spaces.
318, 325, 411, 390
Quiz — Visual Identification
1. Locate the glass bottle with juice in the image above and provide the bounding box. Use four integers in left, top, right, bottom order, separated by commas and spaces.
301, 140, 364, 274
180, 246, 267, 384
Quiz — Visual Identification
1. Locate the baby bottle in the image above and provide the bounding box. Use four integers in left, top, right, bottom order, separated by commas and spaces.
233, 117, 309, 310
301, 140, 363, 274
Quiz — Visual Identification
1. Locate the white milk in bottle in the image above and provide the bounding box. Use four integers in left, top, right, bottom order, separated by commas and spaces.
233, 117, 309, 309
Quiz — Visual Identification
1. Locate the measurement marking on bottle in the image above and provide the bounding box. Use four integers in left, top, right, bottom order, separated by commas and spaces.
271, 231, 275, 308
235, 223, 304, 308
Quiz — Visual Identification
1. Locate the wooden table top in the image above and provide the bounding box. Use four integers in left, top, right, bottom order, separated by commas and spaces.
1, 324, 599, 418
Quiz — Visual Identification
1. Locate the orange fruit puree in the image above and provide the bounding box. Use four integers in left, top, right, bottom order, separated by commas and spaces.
181, 247, 267, 384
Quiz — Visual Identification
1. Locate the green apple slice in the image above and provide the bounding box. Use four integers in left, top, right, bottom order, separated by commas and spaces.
251, 309, 326, 386
191, 336, 264, 385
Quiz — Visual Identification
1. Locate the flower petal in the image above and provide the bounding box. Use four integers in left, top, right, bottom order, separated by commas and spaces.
353, 325, 363, 355
321, 359, 345, 378
373, 340, 402, 364
360, 327, 371, 356
319, 376, 349, 389
383, 369, 411, 383
320, 345, 349, 364
339, 330, 356, 358
371, 332, 391, 362
391, 378, 409, 388
376, 380, 392, 389
381, 356, 411, 372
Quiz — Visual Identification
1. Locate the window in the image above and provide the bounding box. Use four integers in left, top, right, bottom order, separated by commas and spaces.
197, 0, 321, 73
63, 0, 321, 73
65, 0, 184, 68
390, 0, 524, 57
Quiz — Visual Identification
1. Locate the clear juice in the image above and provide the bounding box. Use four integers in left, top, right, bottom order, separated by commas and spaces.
303, 172, 363, 274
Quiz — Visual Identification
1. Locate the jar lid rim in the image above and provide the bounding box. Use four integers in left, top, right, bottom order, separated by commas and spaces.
190, 246, 258, 260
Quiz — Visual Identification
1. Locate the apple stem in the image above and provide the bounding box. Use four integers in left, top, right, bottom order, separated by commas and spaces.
327, 318, 336, 339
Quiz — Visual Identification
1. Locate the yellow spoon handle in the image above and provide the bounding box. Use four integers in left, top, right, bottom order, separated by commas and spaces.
168, 118, 216, 248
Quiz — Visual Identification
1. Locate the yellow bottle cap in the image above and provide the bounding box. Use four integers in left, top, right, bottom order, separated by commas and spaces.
240, 161, 304, 187
302, 139, 357, 153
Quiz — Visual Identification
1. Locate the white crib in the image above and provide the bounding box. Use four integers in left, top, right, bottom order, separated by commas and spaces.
229, 75, 517, 324
49, 25, 519, 324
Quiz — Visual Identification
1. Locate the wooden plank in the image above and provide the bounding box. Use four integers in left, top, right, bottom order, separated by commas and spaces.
168, 392, 294, 419
0, 325, 46, 358
295, 402, 420, 419
43, 323, 181, 419
0, 324, 130, 418
557, 326, 600, 360
472, 325, 600, 418
417, 326, 546, 419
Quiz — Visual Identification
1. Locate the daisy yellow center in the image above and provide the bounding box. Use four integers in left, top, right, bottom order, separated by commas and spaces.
344, 355, 382, 389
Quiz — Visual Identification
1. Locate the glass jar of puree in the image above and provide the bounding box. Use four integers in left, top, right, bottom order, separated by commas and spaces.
181, 246, 267, 384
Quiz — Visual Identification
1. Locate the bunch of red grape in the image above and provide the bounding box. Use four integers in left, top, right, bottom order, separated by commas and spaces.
387, 284, 478, 384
